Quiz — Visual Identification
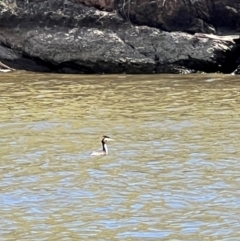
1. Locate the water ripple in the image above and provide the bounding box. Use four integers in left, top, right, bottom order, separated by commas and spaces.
0, 73, 240, 240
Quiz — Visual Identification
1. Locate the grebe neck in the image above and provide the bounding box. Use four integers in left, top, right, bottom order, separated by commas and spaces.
102, 142, 108, 155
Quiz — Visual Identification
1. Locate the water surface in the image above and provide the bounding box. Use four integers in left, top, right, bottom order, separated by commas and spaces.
0, 72, 240, 240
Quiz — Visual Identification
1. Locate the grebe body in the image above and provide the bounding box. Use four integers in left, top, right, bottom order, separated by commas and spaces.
91, 136, 114, 156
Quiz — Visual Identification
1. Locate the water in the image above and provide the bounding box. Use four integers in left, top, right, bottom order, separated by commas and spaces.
0, 72, 240, 240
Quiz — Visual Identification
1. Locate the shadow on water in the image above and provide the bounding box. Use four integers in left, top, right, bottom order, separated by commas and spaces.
0, 72, 240, 240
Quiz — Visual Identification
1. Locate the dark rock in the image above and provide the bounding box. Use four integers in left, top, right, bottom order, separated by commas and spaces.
0, 0, 240, 74
232, 65, 240, 75
116, 0, 240, 34
116, 0, 215, 33
71, 0, 114, 12
22, 27, 156, 74
18, 26, 240, 73
0, 45, 18, 60
0, 28, 50, 71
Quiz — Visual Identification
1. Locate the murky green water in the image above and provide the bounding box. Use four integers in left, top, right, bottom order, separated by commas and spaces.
0, 72, 240, 240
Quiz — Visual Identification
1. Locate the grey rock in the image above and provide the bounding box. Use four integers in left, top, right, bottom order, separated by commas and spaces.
0, 45, 18, 60
116, 0, 240, 34
0, 0, 240, 73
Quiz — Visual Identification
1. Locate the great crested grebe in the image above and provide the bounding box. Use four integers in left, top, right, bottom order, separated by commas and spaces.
90, 136, 114, 156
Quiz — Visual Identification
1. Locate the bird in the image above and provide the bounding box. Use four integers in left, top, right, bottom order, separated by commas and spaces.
90, 135, 114, 156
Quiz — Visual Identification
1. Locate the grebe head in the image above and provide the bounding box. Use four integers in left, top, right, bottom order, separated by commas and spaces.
102, 135, 114, 144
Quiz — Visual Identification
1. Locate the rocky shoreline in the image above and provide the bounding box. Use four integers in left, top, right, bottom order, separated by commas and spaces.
0, 0, 240, 74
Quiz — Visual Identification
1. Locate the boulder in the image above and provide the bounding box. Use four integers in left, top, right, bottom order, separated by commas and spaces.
0, 0, 239, 73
